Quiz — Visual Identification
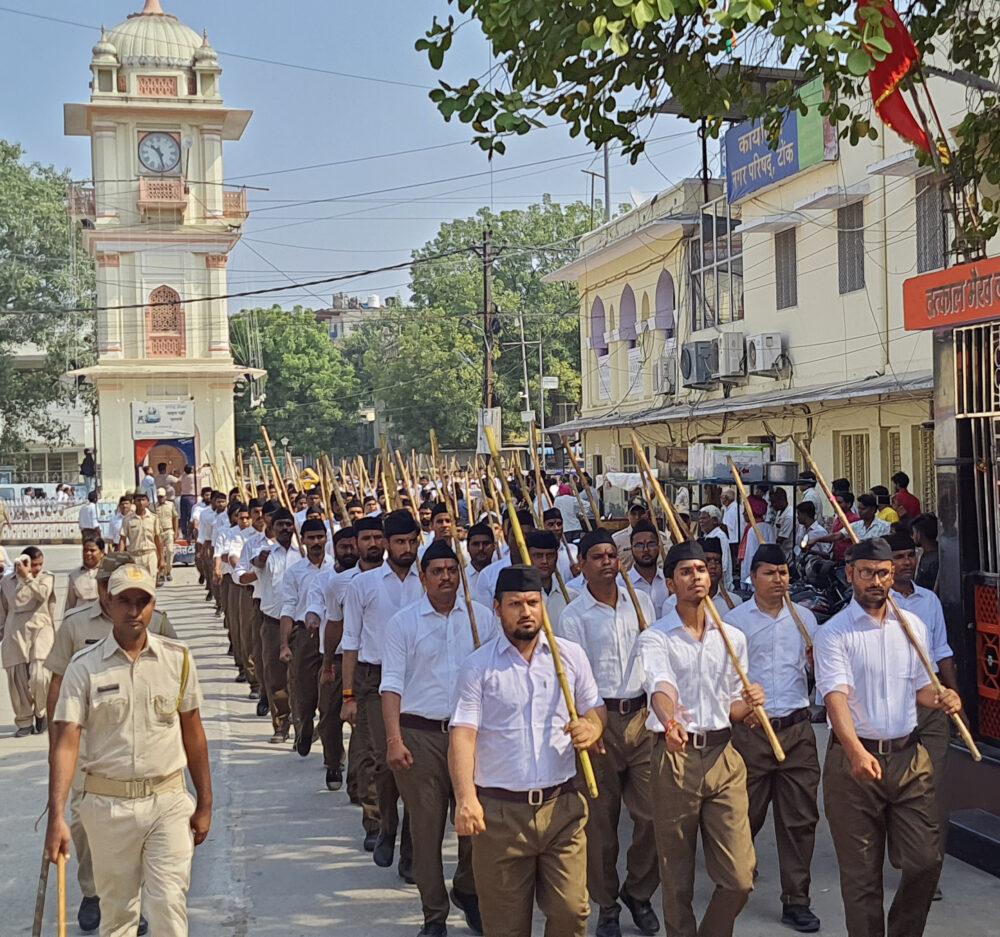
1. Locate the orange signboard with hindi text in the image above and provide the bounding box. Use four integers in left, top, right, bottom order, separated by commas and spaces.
904, 256, 1000, 330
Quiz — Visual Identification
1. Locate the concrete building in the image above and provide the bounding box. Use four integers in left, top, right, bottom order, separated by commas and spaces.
314, 292, 396, 343
546, 74, 989, 513
64, 0, 260, 496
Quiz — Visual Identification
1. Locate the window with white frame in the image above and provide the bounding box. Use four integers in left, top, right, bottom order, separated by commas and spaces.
688, 197, 743, 331
775, 227, 798, 310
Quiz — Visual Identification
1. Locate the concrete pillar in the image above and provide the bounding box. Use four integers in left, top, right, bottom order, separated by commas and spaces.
199, 127, 224, 217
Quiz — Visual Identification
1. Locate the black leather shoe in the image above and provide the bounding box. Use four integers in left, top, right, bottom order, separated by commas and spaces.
256, 697, 270, 717
78, 896, 100, 932
418, 923, 447, 937
363, 830, 379, 852
326, 767, 343, 791
620, 890, 659, 935
248, 688, 260, 700
14, 726, 31, 738
450, 888, 483, 935
137, 913, 149, 936
596, 906, 622, 937
781, 905, 820, 933
373, 832, 395, 867
295, 720, 313, 757
235, 671, 248, 684
398, 855, 415, 884
34, 716, 47, 734
932, 886, 943, 901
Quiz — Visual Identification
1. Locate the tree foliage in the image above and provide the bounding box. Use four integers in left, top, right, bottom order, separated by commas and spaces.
230, 305, 360, 456
346, 197, 593, 447
419, 1, 1000, 241
0, 140, 95, 450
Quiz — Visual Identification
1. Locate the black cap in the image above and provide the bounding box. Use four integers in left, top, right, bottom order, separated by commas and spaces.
431, 502, 451, 518
664, 541, 705, 578
750, 543, 787, 570
272, 507, 294, 523
696, 536, 723, 556
578, 527, 615, 559
494, 564, 543, 599
332, 527, 357, 545
847, 538, 894, 563
300, 518, 327, 536
383, 509, 420, 538
353, 516, 384, 534
630, 519, 658, 540
466, 522, 495, 542
526, 529, 559, 551
886, 531, 916, 553
247, 498, 263, 509
543, 507, 562, 522
420, 539, 458, 570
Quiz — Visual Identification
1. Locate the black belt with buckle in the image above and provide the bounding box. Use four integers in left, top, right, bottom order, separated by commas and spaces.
477, 780, 577, 806
603, 694, 646, 716
832, 730, 918, 755
666, 727, 731, 749
400, 713, 449, 733
767, 707, 811, 731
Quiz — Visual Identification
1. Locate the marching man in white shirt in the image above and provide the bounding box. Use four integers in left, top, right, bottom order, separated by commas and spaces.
724, 543, 821, 933
341, 509, 423, 879
815, 537, 962, 937
559, 528, 659, 937
380, 539, 494, 937
450, 565, 606, 937
638, 540, 763, 937
627, 520, 669, 618
525, 529, 576, 630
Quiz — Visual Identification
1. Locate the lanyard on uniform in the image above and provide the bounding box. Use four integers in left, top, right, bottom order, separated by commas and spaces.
176, 647, 190, 712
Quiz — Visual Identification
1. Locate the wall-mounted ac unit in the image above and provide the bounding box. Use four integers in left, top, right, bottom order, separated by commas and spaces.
747, 332, 785, 376
680, 340, 717, 389
715, 332, 746, 379
652, 353, 677, 395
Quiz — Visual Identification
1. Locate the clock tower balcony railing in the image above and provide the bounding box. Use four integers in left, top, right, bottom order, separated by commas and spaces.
138, 176, 188, 216
222, 187, 249, 222
68, 184, 96, 221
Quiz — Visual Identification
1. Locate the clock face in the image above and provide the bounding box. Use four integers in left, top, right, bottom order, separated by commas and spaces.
138, 132, 181, 174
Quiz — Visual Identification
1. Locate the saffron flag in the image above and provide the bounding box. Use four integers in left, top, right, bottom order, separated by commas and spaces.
860, 0, 930, 152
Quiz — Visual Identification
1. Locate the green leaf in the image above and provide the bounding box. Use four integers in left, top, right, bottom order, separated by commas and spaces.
656, 0, 675, 17
610, 33, 629, 55
428, 43, 445, 70
593, 14, 608, 36
612, 0, 634, 7
576, 19, 591, 36
608, 18, 625, 34
867, 34, 892, 54
633, 1, 655, 28
846, 48, 872, 76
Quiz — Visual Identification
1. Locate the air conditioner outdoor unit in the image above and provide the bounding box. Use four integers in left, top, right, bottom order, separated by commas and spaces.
715, 332, 746, 379
680, 340, 717, 389
652, 353, 677, 395
747, 332, 785, 376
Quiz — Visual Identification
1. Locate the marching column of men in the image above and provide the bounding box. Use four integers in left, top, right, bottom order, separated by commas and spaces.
35, 471, 972, 937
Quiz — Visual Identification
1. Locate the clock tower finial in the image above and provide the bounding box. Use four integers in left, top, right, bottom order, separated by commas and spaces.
139, 0, 165, 15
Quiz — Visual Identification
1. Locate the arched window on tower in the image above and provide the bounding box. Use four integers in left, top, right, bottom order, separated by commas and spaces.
619, 285, 637, 350
654, 270, 676, 340
590, 297, 607, 355
146, 285, 185, 357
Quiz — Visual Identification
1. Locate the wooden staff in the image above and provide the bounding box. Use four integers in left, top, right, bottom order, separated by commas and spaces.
480, 453, 507, 556
630, 435, 786, 763
57, 853, 66, 937
261, 425, 305, 554
792, 439, 982, 762
251, 444, 269, 494
31, 852, 49, 937
485, 425, 599, 799
323, 455, 351, 527
726, 458, 811, 645
394, 449, 420, 522
428, 433, 481, 649
562, 436, 602, 528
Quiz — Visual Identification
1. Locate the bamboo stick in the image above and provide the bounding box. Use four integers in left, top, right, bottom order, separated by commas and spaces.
261, 426, 305, 555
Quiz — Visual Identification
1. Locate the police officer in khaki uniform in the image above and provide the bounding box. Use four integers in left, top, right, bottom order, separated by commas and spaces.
155, 488, 180, 584
45, 565, 212, 937
46, 552, 176, 935
118, 491, 164, 581
66, 537, 104, 612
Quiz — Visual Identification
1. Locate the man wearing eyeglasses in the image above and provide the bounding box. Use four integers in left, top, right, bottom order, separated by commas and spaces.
815, 537, 962, 937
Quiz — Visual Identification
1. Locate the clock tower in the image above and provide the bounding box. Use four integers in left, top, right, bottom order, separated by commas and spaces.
65, 0, 258, 497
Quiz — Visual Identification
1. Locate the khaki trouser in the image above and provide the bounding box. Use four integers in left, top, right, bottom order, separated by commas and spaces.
6, 660, 49, 728
161, 533, 175, 573
586, 707, 658, 908
393, 724, 476, 925
650, 737, 755, 937
732, 717, 820, 907
917, 704, 950, 863
473, 789, 590, 937
824, 739, 940, 937
80, 788, 195, 937
291, 625, 330, 757
358, 662, 412, 853
260, 614, 291, 736
133, 549, 158, 580
240, 591, 262, 692
70, 770, 96, 898
351, 662, 382, 834
318, 654, 345, 771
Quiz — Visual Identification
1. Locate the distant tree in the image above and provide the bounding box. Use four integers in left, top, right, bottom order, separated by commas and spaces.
0, 140, 95, 451
230, 305, 360, 456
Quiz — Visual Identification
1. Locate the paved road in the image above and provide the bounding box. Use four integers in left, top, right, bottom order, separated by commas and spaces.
3, 544, 1000, 935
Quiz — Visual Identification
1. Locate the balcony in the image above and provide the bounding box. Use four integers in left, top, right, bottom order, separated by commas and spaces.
222, 187, 249, 221
68, 184, 95, 220
138, 176, 187, 216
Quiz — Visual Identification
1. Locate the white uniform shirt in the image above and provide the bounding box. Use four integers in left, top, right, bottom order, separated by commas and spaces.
849, 517, 892, 541
553, 494, 583, 533
78, 502, 99, 530
705, 526, 733, 585
280, 555, 333, 622
795, 521, 832, 558
889, 584, 952, 664
212, 522, 238, 574
638, 609, 749, 733
542, 580, 576, 630
108, 510, 127, 545
740, 521, 776, 583
473, 554, 512, 611
724, 597, 817, 717
190, 501, 208, 535
197, 507, 222, 545
306, 564, 360, 654
814, 599, 932, 739
660, 590, 742, 619
558, 584, 654, 699
380, 595, 496, 719
556, 541, 578, 583
342, 562, 424, 665
451, 631, 601, 789
259, 543, 303, 619
233, 529, 271, 599
772, 506, 794, 554
628, 566, 669, 619
802, 487, 825, 521
467, 561, 498, 611
722, 501, 741, 545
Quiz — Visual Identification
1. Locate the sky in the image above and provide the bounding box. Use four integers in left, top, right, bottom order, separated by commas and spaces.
0, 1, 709, 312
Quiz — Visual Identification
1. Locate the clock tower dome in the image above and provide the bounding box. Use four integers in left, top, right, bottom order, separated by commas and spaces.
65, 0, 260, 496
